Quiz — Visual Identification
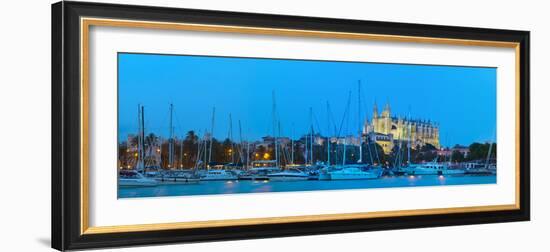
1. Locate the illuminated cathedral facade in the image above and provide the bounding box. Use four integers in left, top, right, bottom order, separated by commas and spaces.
363, 102, 440, 154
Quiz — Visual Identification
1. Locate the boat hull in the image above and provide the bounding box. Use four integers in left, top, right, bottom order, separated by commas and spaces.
328, 173, 379, 180
119, 179, 158, 187
442, 170, 465, 175
404, 168, 465, 175
155, 177, 200, 184
238, 175, 270, 180
200, 170, 238, 181
200, 177, 238, 181
268, 176, 308, 182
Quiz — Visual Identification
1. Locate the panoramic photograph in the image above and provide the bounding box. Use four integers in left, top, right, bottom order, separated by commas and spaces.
117, 52, 497, 198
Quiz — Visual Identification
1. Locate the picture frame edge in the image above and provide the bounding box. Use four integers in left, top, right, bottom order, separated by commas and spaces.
51, 1, 531, 250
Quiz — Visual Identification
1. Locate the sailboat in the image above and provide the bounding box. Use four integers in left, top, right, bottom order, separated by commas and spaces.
464, 139, 496, 175
319, 88, 381, 180
240, 91, 285, 180
119, 170, 158, 187
398, 129, 464, 176
267, 168, 309, 181
401, 119, 465, 176
119, 104, 158, 187
401, 157, 464, 175
200, 110, 239, 181
319, 165, 382, 180
154, 104, 200, 184
200, 169, 238, 181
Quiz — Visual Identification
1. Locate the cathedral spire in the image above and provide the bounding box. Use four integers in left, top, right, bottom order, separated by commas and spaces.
373, 100, 378, 118
382, 100, 391, 118
384, 99, 391, 113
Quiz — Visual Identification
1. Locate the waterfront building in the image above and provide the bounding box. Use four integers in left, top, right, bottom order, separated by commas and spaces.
437, 145, 470, 158
261, 136, 291, 147
332, 135, 361, 146
363, 102, 440, 154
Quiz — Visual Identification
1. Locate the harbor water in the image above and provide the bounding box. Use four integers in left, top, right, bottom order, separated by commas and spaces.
118, 174, 496, 198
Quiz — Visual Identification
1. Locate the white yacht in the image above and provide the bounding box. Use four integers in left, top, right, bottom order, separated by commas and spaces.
155, 170, 200, 184
200, 170, 238, 181
118, 170, 158, 187
402, 162, 464, 175
319, 166, 381, 180
238, 167, 279, 180
267, 169, 309, 182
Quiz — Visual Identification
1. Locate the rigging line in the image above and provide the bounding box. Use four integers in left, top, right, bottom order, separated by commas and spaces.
238, 120, 245, 164
172, 109, 184, 143
373, 140, 381, 164
281, 127, 291, 163
172, 107, 187, 139
485, 127, 497, 168
151, 104, 170, 139
311, 111, 323, 136
361, 90, 371, 122
336, 91, 352, 139
277, 113, 291, 166
327, 103, 339, 136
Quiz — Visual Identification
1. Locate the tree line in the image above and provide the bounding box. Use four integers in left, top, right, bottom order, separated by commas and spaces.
118, 131, 496, 169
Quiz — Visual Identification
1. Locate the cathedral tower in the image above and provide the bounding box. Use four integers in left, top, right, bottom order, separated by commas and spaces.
372, 101, 378, 119
364, 101, 440, 154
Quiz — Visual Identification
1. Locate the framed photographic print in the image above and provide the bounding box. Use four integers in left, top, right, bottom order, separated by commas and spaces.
51, 1, 530, 250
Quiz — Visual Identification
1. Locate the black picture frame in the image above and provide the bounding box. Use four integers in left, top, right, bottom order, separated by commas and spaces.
52, 1, 530, 251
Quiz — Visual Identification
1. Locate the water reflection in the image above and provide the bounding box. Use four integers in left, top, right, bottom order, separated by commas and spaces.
119, 175, 496, 198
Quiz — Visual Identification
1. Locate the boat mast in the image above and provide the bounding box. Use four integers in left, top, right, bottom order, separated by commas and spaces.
342, 139, 346, 166
168, 103, 174, 168
159, 136, 163, 168
208, 107, 215, 168
343, 91, 351, 166
141, 105, 146, 170
194, 131, 201, 169
229, 113, 234, 163
366, 136, 373, 165
326, 102, 331, 166
136, 104, 140, 170
408, 112, 411, 165
246, 131, 250, 169
446, 134, 451, 164
485, 141, 494, 169
204, 128, 208, 169
278, 121, 283, 168
137, 104, 145, 171
364, 95, 373, 165
239, 120, 244, 164
291, 123, 294, 165
394, 121, 402, 168
179, 138, 184, 169
309, 107, 314, 165
272, 91, 279, 168
304, 128, 308, 165
358, 80, 363, 163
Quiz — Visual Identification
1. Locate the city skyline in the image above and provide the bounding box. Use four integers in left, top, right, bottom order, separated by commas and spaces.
118, 53, 496, 146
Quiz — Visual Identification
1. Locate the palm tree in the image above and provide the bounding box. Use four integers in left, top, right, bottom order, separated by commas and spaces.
182, 131, 199, 167
184, 130, 198, 144
144, 133, 158, 148
128, 135, 139, 147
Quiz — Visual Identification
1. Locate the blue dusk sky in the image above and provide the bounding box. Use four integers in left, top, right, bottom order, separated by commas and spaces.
118, 53, 496, 147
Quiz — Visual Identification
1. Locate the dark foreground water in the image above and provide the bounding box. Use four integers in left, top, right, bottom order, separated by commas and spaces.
118, 175, 496, 198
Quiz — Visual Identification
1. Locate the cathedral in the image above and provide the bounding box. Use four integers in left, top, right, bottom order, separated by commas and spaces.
363, 102, 440, 154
